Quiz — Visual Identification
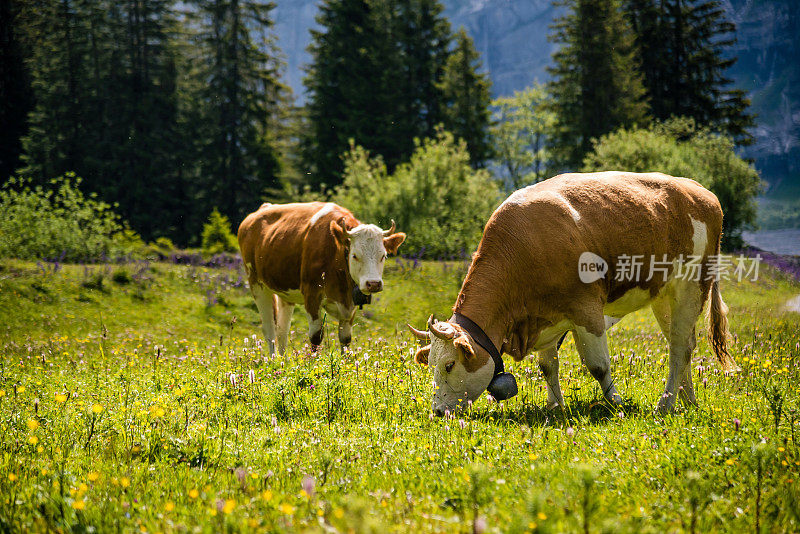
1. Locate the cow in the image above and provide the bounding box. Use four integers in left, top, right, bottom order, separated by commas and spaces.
238, 202, 406, 356
408, 172, 738, 416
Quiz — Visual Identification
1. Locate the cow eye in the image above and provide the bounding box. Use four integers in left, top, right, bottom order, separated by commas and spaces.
381, 253, 387, 261
352, 254, 358, 261
445, 361, 455, 373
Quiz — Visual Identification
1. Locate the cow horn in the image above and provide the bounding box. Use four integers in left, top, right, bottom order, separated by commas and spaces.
428, 314, 455, 340
382, 219, 396, 236
407, 323, 430, 344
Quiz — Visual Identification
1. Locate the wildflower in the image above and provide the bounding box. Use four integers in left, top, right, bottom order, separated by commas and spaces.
189, 489, 200, 499
279, 503, 295, 515
302, 475, 316, 498
28, 436, 39, 445
92, 404, 104, 414
120, 477, 131, 488
223, 499, 235, 514
27, 419, 40, 431
235, 467, 247, 484
88, 472, 100, 482
474, 516, 487, 534
566, 427, 575, 438
733, 418, 741, 431
55, 393, 68, 403
8, 473, 17, 482
72, 500, 86, 510
165, 501, 175, 512
537, 512, 547, 520
262, 490, 272, 501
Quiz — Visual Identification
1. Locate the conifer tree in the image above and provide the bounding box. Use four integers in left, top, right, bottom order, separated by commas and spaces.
0, 0, 33, 181
547, 0, 650, 169
438, 28, 493, 168
189, 0, 285, 227
624, 0, 754, 145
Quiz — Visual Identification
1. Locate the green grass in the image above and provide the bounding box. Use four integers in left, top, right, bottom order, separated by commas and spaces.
1, 257, 800, 532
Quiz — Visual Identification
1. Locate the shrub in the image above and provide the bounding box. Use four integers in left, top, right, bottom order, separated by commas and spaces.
0, 174, 123, 261
201, 208, 239, 255
583, 118, 762, 249
335, 130, 502, 258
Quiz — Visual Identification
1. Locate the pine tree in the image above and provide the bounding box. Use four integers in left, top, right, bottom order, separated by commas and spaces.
303, 0, 485, 185
624, 0, 754, 145
304, 0, 400, 186
438, 28, 493, 168
0, 0, 33, 181
189, 0, 285, 229
547, 0, 650, 169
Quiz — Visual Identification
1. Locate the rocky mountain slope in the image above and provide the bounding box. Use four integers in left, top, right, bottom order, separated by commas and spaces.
272, 0, 799, 191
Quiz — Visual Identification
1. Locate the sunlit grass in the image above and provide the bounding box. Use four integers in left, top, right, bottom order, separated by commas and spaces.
1, 258, 799, 532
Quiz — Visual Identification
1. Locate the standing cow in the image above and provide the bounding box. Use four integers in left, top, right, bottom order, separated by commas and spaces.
408, 172, 738, 415
239, 202, 406, 355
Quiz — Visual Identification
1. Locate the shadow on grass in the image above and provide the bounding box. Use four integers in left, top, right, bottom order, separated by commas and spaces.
468, 397, 648, 428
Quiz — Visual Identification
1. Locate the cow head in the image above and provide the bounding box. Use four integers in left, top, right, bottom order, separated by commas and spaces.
408, 316, 494, 416
332, 218, 406, 294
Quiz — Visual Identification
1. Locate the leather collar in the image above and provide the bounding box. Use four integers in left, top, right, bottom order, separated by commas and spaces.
451, 312, 504, 376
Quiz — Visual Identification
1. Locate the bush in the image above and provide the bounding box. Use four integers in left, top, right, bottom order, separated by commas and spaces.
0, 174, 123, 261
335, 130, 502, 258
201, 208, 239, 255
582, 118, 762, 249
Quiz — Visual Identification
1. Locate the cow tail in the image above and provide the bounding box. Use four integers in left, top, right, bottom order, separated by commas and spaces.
706, 241, 738, 372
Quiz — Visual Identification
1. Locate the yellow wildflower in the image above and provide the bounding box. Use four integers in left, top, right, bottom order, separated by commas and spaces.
165, 502, 175, 512
223, 499, 235, 514
27, 419, 40, 431
72, 500, 86, 510
188, 489, 199, 499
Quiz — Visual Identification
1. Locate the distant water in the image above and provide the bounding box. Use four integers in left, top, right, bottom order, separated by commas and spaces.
743, 229, 800, 256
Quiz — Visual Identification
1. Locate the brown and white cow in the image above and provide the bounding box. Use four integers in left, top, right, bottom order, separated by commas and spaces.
238, 202, 406, 355
409, 172, 738, 415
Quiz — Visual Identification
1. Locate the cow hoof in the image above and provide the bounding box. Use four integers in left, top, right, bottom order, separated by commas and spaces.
655, 393, 677, 415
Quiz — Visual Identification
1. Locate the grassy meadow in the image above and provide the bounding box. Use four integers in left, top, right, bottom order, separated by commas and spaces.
1, 256, 800, 532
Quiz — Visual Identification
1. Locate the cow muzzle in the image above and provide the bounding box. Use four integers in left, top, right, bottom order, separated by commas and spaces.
363, 280, 383, 293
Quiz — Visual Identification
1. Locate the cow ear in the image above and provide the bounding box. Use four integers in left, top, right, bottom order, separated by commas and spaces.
330, 216, 349, 246
383, 232, 406, 255
414, 344, 430, 365
454, 334, 476, 360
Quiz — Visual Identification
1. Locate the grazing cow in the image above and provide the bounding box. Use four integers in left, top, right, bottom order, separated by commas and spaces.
239, 202, 406, 355
408, 172, 737, 415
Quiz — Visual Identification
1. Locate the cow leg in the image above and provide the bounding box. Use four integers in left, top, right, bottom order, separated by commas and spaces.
537, 346, 564, 409
251, 284, 277, 357
303, 290, 324, 352
657, 281, 704, 413
274, 297, 294, 356
334, 303, 355, 352
650, 294, 672, 342
574, 326, 622, 405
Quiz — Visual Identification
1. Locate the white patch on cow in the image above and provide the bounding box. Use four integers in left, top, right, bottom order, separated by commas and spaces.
531, 319, 573, 351
251, 284, 276, 356
604, 315, 621, 330
274, 289, 304, 306
347, 224, 388, 293
500, 185, 538, 208
690, 216, 708, 256
428, 336, 494, 414
554, 192, 581, 222
310, 202, 336, 225
604, 287, 652, 317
